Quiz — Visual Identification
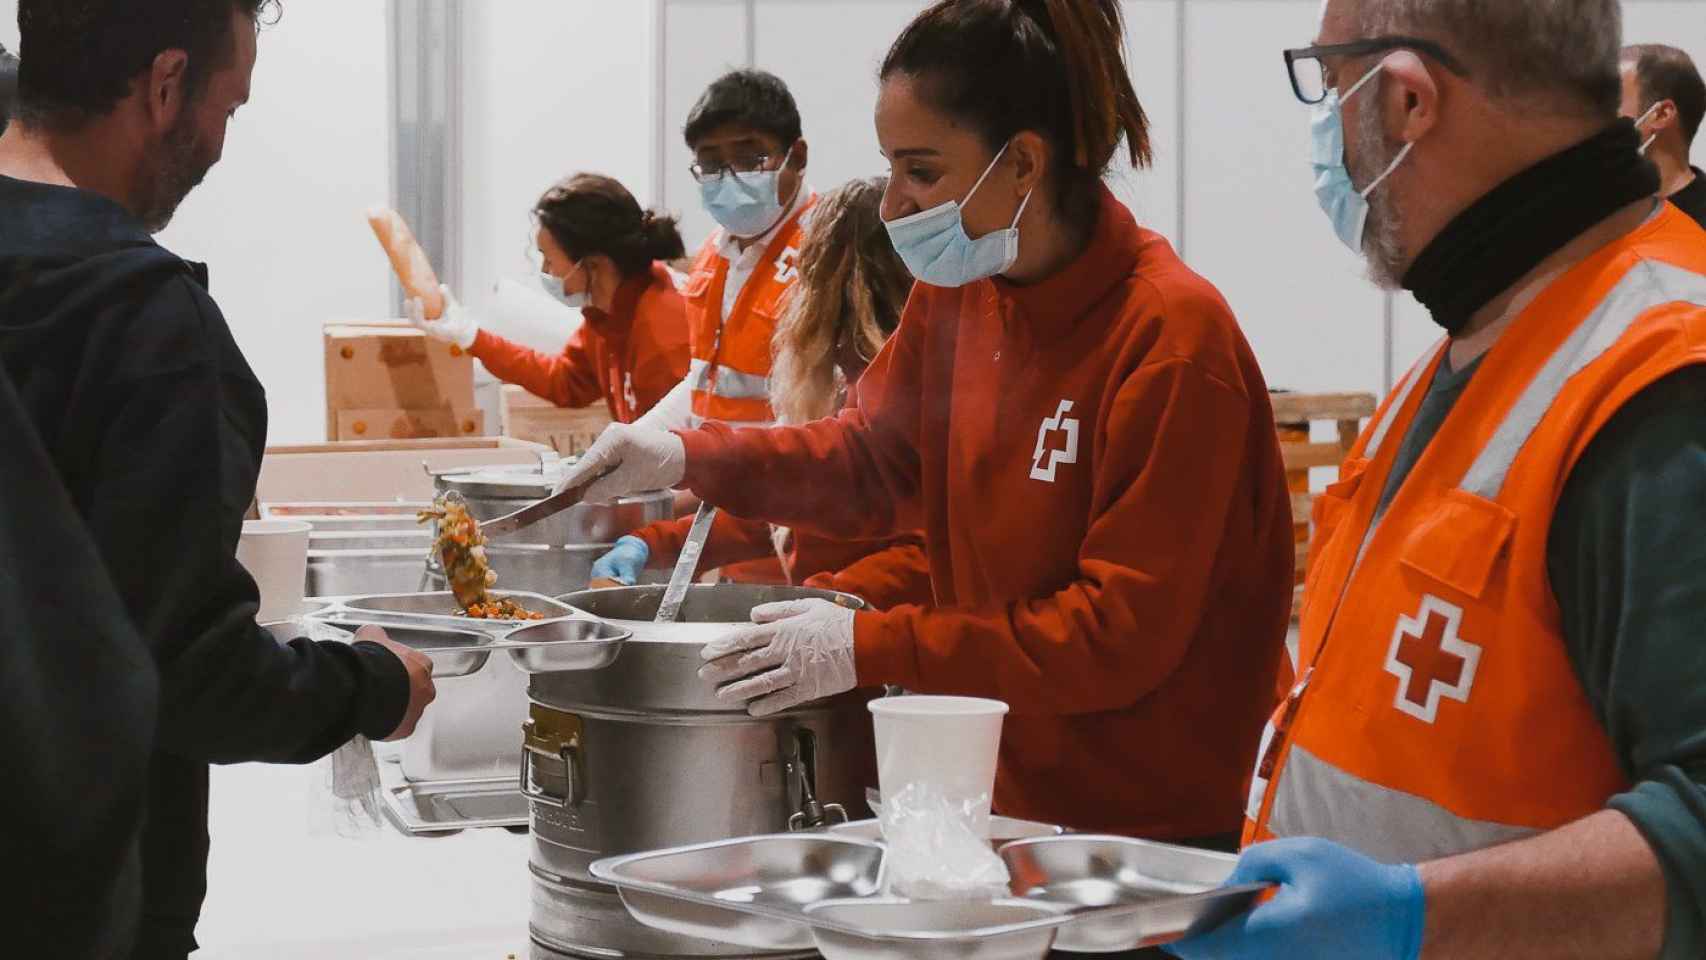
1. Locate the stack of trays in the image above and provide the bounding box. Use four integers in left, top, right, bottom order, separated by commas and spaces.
590, 827, 1267, 958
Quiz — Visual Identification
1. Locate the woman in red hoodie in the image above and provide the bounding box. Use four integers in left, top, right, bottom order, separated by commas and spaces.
556, 0, 1293, 861
588, 177, 933, 610
408, 174, 690, 423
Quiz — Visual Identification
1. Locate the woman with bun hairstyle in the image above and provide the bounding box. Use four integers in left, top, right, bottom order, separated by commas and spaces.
408, 173, 690, 422
558, 0, 1294, 889
590, 177, 932, 611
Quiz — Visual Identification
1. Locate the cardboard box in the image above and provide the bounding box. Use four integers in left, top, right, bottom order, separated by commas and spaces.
333, 407, 485, 441
500, 385, 612, 455
257, 437, 550, 504
324, 322, 475, 426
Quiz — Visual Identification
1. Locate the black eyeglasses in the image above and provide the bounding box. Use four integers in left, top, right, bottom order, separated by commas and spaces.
1282, 36, 1469, 105
688, 151, 782, 185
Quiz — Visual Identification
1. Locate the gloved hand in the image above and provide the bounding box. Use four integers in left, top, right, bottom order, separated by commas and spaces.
699, 599, 858, 717
1165, 838, 1424, 960
590, 536, 650, 586
405, 283, 478, 350
554, 423, 686, 502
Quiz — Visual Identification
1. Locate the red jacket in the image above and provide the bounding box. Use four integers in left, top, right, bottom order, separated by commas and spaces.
471, 262, 689, 422
678, 187, 1293, 840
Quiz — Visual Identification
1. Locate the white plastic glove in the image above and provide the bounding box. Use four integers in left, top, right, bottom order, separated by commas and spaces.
698, 599, 857, 717
405, 283, 478, 349
554, 422, 686, 502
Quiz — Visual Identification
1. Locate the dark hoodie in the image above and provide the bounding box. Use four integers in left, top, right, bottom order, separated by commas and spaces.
0, 175, 409, 958
0, 360, 158, 958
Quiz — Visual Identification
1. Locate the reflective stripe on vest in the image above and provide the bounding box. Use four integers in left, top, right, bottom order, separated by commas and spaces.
1259, 257, 1706, 857
688, 357, 770, 401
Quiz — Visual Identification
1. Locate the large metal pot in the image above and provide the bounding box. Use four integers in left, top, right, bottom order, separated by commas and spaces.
429, 463, 673, 596
526, 584, 877, 960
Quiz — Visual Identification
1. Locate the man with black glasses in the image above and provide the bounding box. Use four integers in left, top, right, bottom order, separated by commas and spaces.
1172, 1, 1706, 958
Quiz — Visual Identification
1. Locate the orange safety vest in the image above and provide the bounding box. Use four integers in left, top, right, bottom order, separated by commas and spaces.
1244, 206, 1706, 863
680, 195, 817, 425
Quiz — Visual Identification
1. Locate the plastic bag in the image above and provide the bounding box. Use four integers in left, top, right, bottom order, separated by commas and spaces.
879, 781, 1011, 901
297, 619, 386, 837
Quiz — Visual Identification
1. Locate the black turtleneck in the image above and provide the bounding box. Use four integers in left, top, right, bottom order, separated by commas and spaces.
1402, 122, 1660, 334
1669, 166, 1706, 231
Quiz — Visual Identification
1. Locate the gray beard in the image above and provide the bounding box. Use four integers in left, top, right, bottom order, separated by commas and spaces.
1349, 85, 1409, 290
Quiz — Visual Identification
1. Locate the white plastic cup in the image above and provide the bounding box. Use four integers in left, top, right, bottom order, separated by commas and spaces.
869, 696, 1010, 831
238, 519, 312, 624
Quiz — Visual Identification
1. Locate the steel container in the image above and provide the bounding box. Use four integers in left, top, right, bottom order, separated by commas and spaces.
426, 464, 674, 597
525, 584, 876, 960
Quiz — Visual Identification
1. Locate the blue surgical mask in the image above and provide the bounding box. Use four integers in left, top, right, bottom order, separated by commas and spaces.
1311, 62, 1413, 252
699, 145, 795, 239
1633, 102, 1661, 156
883, 142, 1033, 287
540, 263, 589, 310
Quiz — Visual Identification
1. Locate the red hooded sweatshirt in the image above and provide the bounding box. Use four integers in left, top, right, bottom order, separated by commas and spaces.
471, 262, 689, 422
678, 187, 1293, 839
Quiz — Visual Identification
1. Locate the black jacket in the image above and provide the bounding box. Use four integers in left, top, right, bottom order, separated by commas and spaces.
0, 175, 409, 958
0, 361, 158, 959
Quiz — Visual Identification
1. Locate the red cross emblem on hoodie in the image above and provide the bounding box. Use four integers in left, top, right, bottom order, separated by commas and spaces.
1384, 594, 1482, 724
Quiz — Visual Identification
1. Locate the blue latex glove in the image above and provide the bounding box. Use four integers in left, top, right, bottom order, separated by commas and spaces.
590, 535, 649, 585
1166, 838, 1425, 960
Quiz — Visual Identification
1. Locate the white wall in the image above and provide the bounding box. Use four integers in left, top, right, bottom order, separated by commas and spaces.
458, 0, 656, 357
0, 1, 391, 444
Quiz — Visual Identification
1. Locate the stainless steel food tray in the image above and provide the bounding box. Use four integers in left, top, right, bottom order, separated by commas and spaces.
375, 752, 530, 835
592, 832, 1266, 954
1002, 835, 1264, 952
316, 611, 629, 675
335, 590, 575, 629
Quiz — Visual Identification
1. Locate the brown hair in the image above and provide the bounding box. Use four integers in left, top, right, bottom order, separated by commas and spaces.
880, 0, 1150, 225
533, 173, 686, 278
769, 178, 913, 425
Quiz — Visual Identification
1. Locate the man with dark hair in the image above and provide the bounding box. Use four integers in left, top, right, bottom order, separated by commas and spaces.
633, 69, 815, 438
0, 3, 437, 958
1622, 43, 1706, 228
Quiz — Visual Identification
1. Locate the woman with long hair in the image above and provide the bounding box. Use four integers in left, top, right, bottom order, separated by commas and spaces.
590, 177, 931, 610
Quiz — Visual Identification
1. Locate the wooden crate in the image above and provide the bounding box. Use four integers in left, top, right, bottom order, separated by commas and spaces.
1272, 391, 1378, 620
499, 385, 612, 455
257, 437, 550, 503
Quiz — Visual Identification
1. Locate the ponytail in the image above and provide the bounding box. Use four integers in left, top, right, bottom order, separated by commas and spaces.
533, 173, 684, 277
881, 0, 1151, 223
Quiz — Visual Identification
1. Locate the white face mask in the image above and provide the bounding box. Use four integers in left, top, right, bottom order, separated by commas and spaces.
540, 263, 590, 310
1633, 102, 1662, 156
1310, 61, 1413, 252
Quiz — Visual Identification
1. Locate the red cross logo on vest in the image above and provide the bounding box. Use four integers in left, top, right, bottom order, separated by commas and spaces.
1384, 594, 1482, 723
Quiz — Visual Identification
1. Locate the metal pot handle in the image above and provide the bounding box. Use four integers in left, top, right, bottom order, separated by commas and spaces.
787, 728, 849, 831
520, 741, 583, 808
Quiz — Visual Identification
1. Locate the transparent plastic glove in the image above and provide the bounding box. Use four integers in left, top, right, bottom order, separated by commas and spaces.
297, 620, 386, 837
1165, 838, 1425, 960
405, 283, 478, 349
881, 782, 1010, 901
554, 422, 685, 502
698, 599, 856, 717
591, 535, 650, 586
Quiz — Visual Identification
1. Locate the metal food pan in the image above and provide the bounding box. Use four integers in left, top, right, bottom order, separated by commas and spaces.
315, 618, 495, 678
999, 835, 1265, 952
805, 898, 1064, 960
591, 835, 888, 951
497, 616, 630, 673
375, 753, 531, 836
829, 817, 1064, 847
336, 591, 575, 632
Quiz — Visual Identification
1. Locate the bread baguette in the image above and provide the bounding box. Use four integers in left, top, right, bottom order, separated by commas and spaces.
366, 205, 446, 320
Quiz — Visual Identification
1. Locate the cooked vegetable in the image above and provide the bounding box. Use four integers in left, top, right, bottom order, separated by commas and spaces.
418, 496, 546, 621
